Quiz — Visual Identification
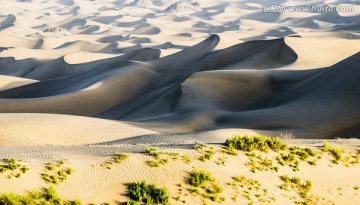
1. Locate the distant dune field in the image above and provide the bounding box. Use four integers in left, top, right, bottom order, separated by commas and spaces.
0, 0, 359, 204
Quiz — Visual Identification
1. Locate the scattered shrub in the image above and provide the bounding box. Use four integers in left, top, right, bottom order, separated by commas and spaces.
186, 169, 224, 203
0, 186, 82, 205
180, 155, 192, 164
279, 175, 312, 203
276, 153, 300, 171
101, 152, 129, 169
323, 141, 343, 164
126, 181, 169, 205
222, 147, 238, 156
230, 175, 276, 204
350, 150, 360, 165
144, 147, 180, 167
188, 169, 213, 187
198, 149, 215, 162
194, 143, 207, 151
215, 157, 227, 166
0, 158, 29, 179
225, 135, 287, 152
246, 152, 278, 173
41, 160, 73, 185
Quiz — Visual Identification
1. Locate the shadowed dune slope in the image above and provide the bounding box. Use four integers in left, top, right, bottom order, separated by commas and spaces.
0, 35, 359, 139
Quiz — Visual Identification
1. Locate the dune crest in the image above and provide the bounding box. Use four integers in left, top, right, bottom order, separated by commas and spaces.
0, 34, 359, 139
0, 1, 359, 205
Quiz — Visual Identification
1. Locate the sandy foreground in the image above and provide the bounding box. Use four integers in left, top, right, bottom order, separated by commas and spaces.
0, 0, 360, 204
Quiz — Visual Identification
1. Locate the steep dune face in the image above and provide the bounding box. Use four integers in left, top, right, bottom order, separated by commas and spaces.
0, 34, 358, 139
0, 0, 359, 144
0, 1, 359, 204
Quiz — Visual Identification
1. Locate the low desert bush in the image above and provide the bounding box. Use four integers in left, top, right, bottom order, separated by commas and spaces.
323, 141, 343, 164
279, 175, 312, 198
186, 169, 224, 203
0, 158, 29, 179
126, 181, 169, 204
41, 160, 73, 185
225, 135, 287, 152
229, 175, 276, 204
0, 186, 82, 205
101, 152, 129, 169
188, 169, 213, 187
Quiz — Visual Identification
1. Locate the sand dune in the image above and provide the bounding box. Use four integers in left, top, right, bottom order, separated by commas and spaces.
0, 34, 358, 139
0, 0, 359, 204
0, 113, 156, 146
0, 0, 359, 141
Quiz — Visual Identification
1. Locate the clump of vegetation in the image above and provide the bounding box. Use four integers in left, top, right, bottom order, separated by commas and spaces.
145, 147, 180, 167
188, 169, 213, 187
245, 152, 279, 173
173, 183, 187, 203
323, 141, 343, 164
145, 147, 169, 167
225, 135, 287, 152
187, 169, 224, 203
194, 143, 207, 151
198, 150, 215, 162
227, 175, 276, 204
126, 181, 170, 205
289, 147, 317, 161
193, 143, 216, 162
279, 175, 313, 204
275, 146, 318, 171
350, 150, 360, 165
276, 153, 300, 172
0, 186, 82, 205
215, 156, 227, 166
101, 152, 129, 169
180, 154, 192, 164
41, 160, 74, 185
0, 158, 29, 179
222, 147, 238, 156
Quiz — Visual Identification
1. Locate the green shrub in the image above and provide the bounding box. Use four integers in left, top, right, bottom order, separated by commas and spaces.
188, 169, 213, 187
0, 186, 82, 205
194, 143, 207, 151
41, 160, 73, 185
199, 150, 215, 162
189, 187, 199, 195
246, 153, 278, 173
279, 175, 312, 198
225, 135, 287, 152
101, 152, 129, 169
230, 175, 275, 204
113, 152, 129, 163
126, 200, 137, 205
144, 148, 179, 167
186, 169, 224, 203
323, 141, 343, 163
0, 158, 30, 179
180, 155, 192, 164
46, 162, 55, 171
276, 153, 300, 171
145, 147, 160, 155
126, 181, 169, 205
222, 147, 238, 156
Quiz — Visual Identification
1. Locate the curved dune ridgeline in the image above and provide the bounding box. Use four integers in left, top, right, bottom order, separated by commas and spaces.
1, 1, 360, 204
0, 0, 360, 146
0, 34, 359, 141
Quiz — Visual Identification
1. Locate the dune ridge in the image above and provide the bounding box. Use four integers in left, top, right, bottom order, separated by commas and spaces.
0, 1, 360, 205
0, 34, 359, 141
